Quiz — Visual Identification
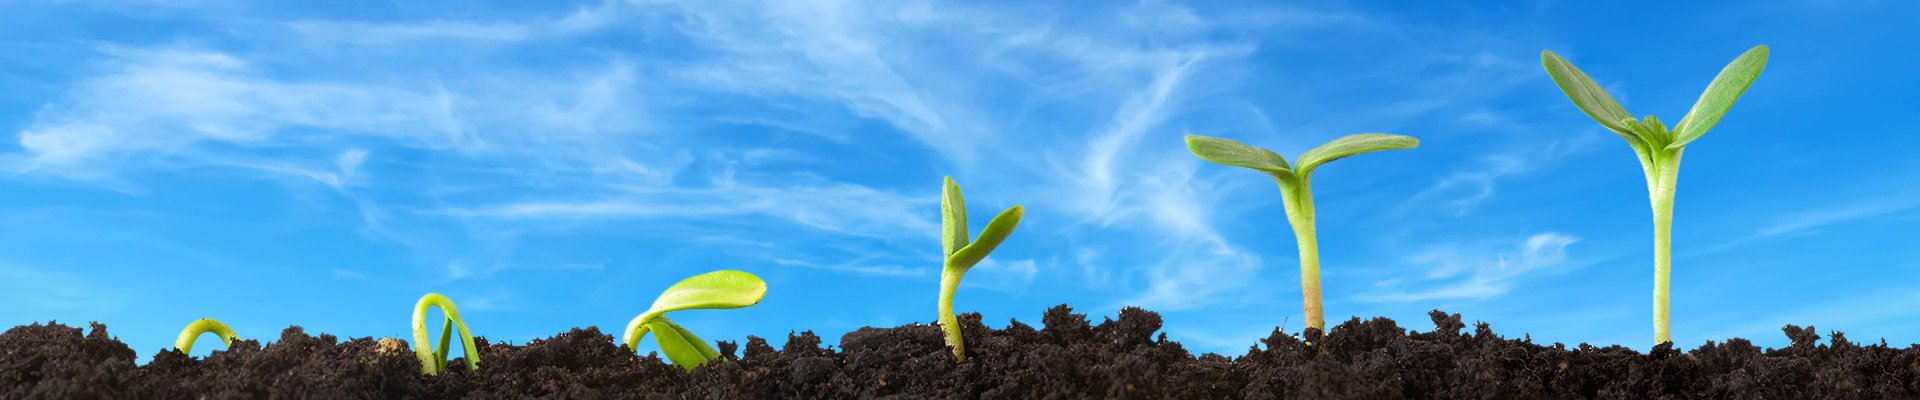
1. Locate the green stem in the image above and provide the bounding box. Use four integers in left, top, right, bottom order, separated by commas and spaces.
437, 318, 453, 372
1649, 150, 1683, 344
938, 265, 967, 361
1276, 174, 1325, 332
411, 293, 481, 375
173, 318, 239, 355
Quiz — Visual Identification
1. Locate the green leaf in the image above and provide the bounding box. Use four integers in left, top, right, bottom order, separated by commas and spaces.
1633, 115, 1671, 146
1185, 135, 1291, 174
623, 270, 767, 349
1542, 50, 1635, 134
644, 269, 767, 316
666, 318, 721, 360
947, 205, 1023, 271
648, 319, 710, 370
941, 176, 968, 259
1668, 45, 1768, 149
1294, 133, 1419, 176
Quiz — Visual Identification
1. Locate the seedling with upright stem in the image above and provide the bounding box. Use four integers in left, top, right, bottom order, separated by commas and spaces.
938, 176, 1023, 362
1541, 45, 1768, 344
1186, 133, 1418, 334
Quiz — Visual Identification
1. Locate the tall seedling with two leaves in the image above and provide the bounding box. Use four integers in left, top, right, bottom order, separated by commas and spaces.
1542, 45, 1768, 344
624, 269, 767, 371
938, 176, 1024, 362
1186, 133, 1418, 333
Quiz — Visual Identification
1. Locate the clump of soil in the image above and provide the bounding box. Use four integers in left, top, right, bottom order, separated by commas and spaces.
5, 306, 1918, 398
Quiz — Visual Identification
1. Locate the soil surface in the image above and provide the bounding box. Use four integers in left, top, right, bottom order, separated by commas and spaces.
5, 305, 1918, 399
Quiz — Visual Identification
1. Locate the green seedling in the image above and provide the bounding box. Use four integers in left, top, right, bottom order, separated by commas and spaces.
173, 318, 239, 354
1186, 133, 1418, 333
623, 269, 767, 371
1542, 45, 1768, 344
411, 293, 480, 375
937, 176, 1024, 362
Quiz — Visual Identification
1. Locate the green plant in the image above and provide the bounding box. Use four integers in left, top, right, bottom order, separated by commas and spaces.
173, 318, 238, 354
623, 269, 767, 371
938, 176, 1024, 362
1541, 45, 1768, 344
411, 293, 480, 375
1186, 133, 1418, 333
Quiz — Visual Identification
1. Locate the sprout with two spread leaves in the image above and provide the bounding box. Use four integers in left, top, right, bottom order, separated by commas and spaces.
623, 269, 767, 371
938, 176, 1023, 362
412, 293, 480, 375
174, 318, 239, 355
1185, 133, 1418, 333
1541, 45, 1769, 344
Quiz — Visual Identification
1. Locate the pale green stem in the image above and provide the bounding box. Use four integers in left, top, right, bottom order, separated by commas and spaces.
938, 265, 967, 361
411, 293, 480, 375
437, 318, 452, 372
1648, 150, 1683, 344
1276, 174, 1325, 332
174, 318, 239, 355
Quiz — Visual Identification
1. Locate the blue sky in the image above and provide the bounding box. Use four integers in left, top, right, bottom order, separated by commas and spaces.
3, 1, 1918, 362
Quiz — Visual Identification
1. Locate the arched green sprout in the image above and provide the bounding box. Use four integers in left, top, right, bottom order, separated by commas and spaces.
1186, 133, 1418, 333
623, 269, 767, 371
411, 293, 480, 375
1542, 45, 1768, 344
938, 176, 1024, 362
173, 318, 239, 355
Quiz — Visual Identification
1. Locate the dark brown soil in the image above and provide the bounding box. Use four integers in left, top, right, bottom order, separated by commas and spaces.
5, 305, 1918, 399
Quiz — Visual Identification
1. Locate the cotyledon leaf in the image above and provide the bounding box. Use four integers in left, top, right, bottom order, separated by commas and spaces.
946, 205, 1023, 271
1543, 50, 1634, 134
623, 270, 767, 349
1669, 45, 1769, 149
942, 176, 968, 259
1185, 135, 1292, 174
1294, 133, 1419, 176
647, 319, 710, 369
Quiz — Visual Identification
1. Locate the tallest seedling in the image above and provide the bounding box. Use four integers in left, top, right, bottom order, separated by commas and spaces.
1542, 45, 1768, 344
1186, 133, 1418, 332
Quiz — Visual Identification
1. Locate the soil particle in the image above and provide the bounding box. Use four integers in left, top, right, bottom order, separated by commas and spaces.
4, 306, 1917, 399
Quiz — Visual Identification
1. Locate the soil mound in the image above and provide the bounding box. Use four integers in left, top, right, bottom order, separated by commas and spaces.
4, 306, 1916, 398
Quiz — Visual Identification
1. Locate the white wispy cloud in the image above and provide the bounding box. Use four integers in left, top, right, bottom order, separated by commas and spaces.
1678, 191, 1920, 258
1362, 232, 1583, 302
285, 20, 533, 43
0, 263, 122, 313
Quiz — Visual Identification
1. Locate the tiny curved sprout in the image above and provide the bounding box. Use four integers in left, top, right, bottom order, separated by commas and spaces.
1669, 45, 1769, 149
411, 293, 480, 375
937, 176, 1024, 362
1184, 135, 1292, 174
1294, 133, 1420, 176
1542, 50, 1635, 135
174, 318, 239, 355
622, 269, 766, 371
1186, 133, 1417, 334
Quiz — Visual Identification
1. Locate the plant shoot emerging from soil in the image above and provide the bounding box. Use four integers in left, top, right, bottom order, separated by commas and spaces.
412, 293, 481, 375
623, 269, 767, 371
938, 176, 1024, 362
1541, 45, 1768, 344
1186, 133, 1418, 333
173, 318, 238, 355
